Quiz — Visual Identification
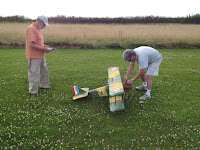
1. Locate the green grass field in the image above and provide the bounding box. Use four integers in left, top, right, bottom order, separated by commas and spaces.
0, 48, 199, 149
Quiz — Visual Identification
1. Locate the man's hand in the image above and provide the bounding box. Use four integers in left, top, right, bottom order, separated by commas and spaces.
124, 76, 128, 83
44, 45, 51, 48
127, 79, 134, 85
43, 47, 51, 53
44, 45, 52, 53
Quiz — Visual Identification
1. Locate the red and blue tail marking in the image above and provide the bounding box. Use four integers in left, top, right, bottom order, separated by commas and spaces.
72, 86, 79, 95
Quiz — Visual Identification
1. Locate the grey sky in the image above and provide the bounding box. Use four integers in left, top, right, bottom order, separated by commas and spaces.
1, 0, 199, 19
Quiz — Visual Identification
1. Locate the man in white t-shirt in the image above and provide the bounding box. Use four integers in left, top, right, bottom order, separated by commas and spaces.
122, 46, 162, 100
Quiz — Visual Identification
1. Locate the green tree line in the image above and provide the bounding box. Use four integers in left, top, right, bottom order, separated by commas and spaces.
0, 14, 200, 24
0, 16, 32, 22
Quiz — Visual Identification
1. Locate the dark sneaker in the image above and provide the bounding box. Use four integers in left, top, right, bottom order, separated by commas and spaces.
139, 94, 151, 100
29, 93, 41, 96
136, 85, 147, 91
40, 86, 53, 89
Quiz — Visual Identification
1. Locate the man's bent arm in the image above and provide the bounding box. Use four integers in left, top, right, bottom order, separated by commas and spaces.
132, 69, 145, 81
29, 42, 49, 52
125, 63, 135, 81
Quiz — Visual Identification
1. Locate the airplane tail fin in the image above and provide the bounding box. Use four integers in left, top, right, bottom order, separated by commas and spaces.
72, 86, 80, 96
72, 86, 89, 100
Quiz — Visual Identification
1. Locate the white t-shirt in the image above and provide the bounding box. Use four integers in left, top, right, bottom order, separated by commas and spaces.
130, 46, 162, 69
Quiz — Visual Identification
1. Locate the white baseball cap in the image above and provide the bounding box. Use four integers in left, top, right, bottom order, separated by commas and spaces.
37, 16, 49, 26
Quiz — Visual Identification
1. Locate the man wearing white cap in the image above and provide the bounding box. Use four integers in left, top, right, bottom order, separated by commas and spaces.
26, 16, 53, 95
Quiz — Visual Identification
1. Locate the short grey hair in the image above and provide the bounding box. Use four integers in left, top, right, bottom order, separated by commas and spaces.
122, 49, 135, 61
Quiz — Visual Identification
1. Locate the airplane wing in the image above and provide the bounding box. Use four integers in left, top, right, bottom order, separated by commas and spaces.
109, 95, 125, 112
108, 67, 124, 96
108, 67, 125, 112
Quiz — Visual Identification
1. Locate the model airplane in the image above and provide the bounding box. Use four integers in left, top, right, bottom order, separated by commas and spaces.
72, 67, 125, 112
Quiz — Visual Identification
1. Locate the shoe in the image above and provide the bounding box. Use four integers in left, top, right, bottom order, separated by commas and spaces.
136, 85, 147, 91
29, 93, 41, 96
40, 86, 53, 89
139, 94, 151, 100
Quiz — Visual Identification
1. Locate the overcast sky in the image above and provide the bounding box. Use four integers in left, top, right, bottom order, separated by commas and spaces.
1, 0, 200, 19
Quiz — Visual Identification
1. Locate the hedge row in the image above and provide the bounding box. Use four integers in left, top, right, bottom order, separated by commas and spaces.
1, 14, 200, 24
